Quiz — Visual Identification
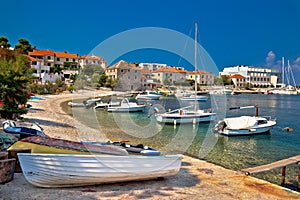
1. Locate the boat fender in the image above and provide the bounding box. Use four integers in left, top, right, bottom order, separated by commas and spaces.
283, 127, 293, 132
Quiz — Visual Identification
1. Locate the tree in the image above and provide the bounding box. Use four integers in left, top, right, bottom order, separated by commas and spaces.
50, 65, 62, 74
0, 49, 32, 119
98, 73, 108, 87
14, 38, 33, 54
0, 36, 11, 48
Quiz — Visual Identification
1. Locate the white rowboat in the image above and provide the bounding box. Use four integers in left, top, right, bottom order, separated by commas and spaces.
18, 153, 182, 188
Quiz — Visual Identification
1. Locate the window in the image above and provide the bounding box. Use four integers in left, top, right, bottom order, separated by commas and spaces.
73, 59, 75, 62
128, 76, 130, 79
66, 58, 69, 62
57, 58, 60, 61
47, 56, 51, 59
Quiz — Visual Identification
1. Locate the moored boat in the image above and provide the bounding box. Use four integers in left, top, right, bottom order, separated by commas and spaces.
135, 91, 162, 100
214, 106, 276, 136
107, 98, 146, 112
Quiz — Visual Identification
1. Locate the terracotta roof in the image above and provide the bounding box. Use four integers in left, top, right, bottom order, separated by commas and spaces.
187, 70, 211, 75
29, 49, 55, 56
153, 67, 187, 73
79, 55, 104, 61
26, 55, 42, 62
229, 74, 245, 79
141, 69, 151, 73
55, 52, 78, 59
107, 60, 140, 70
141, 75, 146, 79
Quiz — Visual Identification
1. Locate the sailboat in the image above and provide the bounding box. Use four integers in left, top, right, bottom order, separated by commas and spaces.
154, 23, 216, 124
269, 57, 298, 95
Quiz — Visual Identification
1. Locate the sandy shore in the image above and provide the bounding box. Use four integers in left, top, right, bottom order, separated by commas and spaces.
1, 92, 300, 200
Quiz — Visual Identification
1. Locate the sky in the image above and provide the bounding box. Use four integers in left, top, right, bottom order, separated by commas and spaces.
1, 0, 300, 82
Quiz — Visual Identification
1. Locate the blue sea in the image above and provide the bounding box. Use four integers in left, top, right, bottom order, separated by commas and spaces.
64, 94, 300, 187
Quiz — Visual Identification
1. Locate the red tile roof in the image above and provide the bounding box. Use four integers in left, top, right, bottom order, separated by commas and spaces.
29, 49, 55, 56
153, 67, 187, 73
229, 74, 245, 79
141, 69, 151, 73
26, 55, 42, 62
55, 52, 78, 59
187, 70, 211, 75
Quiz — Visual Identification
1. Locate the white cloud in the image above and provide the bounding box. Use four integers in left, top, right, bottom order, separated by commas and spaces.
265, 51, 276, 67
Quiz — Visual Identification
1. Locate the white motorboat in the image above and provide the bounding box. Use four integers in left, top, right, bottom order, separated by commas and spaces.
93, 101, 120, 109
180, 95, 208, 101
209, 88, 232, 95
107, 98, 146, 112
214, 106, 276, 136
135, 91, 162, 100
17, 153, 183, 188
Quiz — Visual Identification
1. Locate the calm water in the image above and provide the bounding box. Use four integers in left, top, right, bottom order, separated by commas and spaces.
63, 94, 300, 187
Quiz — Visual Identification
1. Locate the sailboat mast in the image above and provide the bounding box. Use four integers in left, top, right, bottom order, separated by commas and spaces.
282, 57, 285, 86
194, 22, 198, 111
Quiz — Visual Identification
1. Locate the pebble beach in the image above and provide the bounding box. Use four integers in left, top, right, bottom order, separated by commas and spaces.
1, 92, 300, 200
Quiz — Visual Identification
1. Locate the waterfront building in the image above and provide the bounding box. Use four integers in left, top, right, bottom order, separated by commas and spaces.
140, 68, 157, 90
79, 55, 106, 68
139, 63, 167, 71
220, 65, 279, 87
54, 51, 79, 69
151, 66, 187, 85
105, 60, 142, 91
186, 70, 214, 85
28, 49, 55, 67
229, 74, 246, 88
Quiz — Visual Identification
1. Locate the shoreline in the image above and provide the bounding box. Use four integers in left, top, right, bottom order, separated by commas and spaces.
1, 92, 300, 199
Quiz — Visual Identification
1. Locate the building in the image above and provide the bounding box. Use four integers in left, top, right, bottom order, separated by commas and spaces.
28, 49, 55, 67
26, 55, 50, 79
186, 70, 214, 85
54, 51, 79, 69
151, 67, 187, 85
105, 60, 142, 91
229, 74, 246, 88
139, 63, 167, 71
79, 55, 106, 68
140, 68, 157, 90
220, 65, 279, 87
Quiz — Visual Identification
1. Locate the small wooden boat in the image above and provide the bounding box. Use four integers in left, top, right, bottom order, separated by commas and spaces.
180, 95, 208, 101
2, 120, 46, 139
18, 153, 182, 188
8, 136, 128, 156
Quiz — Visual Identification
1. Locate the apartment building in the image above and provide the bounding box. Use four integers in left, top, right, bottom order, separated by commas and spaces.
186, 70, 214, 85
152, 67, 187, 85
79, 55, 106, 68
229, 74, 246, 88
139, 63, 167, 71
105, 60, 142, 91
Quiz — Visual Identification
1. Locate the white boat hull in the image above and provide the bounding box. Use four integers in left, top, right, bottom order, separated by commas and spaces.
156, 112, 216, 124
217, 117, 276, 136
220, 126, 273, 136
18, 153, 182, 188
136, 94, 161, 100
107, 105, 145, 112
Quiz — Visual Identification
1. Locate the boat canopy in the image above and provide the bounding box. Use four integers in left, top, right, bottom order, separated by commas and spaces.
224, 116, 257, 130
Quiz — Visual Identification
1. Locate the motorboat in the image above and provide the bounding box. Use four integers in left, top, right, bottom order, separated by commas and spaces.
214, 106, 276, 136
135, 91, 162, 100
107, 98, 146, 112
180, 95, 208, 101
2, 120, 47, 139
17, 153, 183, 188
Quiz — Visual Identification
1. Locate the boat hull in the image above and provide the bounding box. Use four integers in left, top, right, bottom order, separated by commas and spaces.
220, 126, 273, 136
18, 153, 182, 188
156, 113, 216, 124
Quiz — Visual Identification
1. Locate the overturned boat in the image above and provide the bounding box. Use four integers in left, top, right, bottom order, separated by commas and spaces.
3, 120, 46, 139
